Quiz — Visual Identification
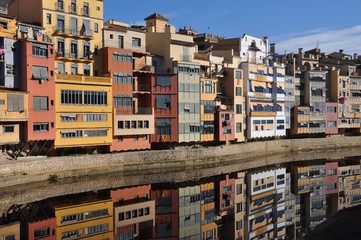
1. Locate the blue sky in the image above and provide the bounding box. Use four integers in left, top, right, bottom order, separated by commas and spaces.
104, 0, 361, 54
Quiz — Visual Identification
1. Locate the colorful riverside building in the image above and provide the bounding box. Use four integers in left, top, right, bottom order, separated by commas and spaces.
245, 168, 287, 240
213, 34, 286, 140
151, 186, 179, 239
9, 0, 112, 152
0, 222, 20, 240
145, 13, 201, 144
94, 20, 154, 151
0, 13, 28, 153
200, 181, 218, 240
110, 185, 155, 239
193, 53, 223, 142
50, 194, 114, 240
16, 23, 56, 156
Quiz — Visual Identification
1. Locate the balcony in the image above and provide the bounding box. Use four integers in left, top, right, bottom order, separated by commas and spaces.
180, 55, 192, 62
249, 111, 276, 117
154, 67, 178, 75
56, 74, 112, 86
133, 84, 151, 94
133, 63, 154, 73
81, 7, 90, 16
68, 5, 78, 14
248, 92, 272, 99
56, 51, 93, 63
55, 2, 64, 11
53, 27, 93, 40
249, 72, 272, 82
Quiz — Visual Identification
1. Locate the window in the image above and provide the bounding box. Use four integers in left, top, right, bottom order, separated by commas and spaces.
32, 44, 48, 57
145, 207, 150, 215
117, 136, 123, 142
3, 125, 15, 133
84, 91, 107, 105
327, 121, 337, 127
118, 121, 124, 129
113, 52, 132, 62
236, 184, 242, 194
131, 121, 137, 129
156, 95, 171, 109
132, 37, 141, 47
236, 87, 242, 96
125, 121, 130, 129
32, 66, 49, 80
7, 94, 24, 112
236, 203, 242, 213
235, 71, 242, 79
114, 95, 132, 108
118, 35, 124, 48
134, 135, 139, 141
204, 80, 212, 93
33, 122, 49, 132
94, 23, 98, 33
84, 209, 108, 219
236, 122, 242, 133
70, 41, 78, 59
34, 227, 50, 239
83, 2, 89, 15
61, 90, 82, 105
57, 40, 65, 57
56, 0, 64, 10
144, 121, 149, 128
327, 106, 337, 113
156, 76, 171, 86
110, 34, 113, 39
119, 212, 124, 221
84, 130, 107, 137
61, 130, 82, 138
138, 121, 143, 128
70, 0, 77, 13
4, 235, 15, 240
0, 99, 4, 105
236, 104, 242, 114
156, 118, 171, 136
46, 14, 52, 24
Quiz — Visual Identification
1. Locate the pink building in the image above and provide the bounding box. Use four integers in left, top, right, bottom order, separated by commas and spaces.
217, 175, 235, 216
325, 162, 338, 195
17, 24, 55, 155
216, 109, 235, 142
325, 102, 338, 135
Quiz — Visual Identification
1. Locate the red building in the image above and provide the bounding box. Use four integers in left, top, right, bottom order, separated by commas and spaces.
151, 187, 179, 239
151, 68, 179, 144
325, 102, 338, 135
97, 46, 154, 151
17, 24, 55, 155
27, 218, 56, 240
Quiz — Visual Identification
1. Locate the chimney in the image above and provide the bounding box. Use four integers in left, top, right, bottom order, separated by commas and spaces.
354, 53, 358, 60
339, 49, 344, 54
270, 43, 276, 54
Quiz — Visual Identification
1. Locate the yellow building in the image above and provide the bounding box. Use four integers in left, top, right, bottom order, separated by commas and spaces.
55, 74, 112, 148
200, 182, 218, 240
194, 53, 223, 142
0, 90, 28, 146
0, 14, 17, 39
9, 0, 104, 75
52, 197, 114, 240
0, 222, 20, 240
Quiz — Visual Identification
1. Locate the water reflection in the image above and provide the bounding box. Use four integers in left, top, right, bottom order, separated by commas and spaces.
1, 155, 361, 239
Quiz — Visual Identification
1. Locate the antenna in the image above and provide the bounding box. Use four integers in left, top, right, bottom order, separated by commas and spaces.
316, 40, 319, 48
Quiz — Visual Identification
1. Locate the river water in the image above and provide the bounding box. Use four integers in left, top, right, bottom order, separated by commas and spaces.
1, 149, 361, 240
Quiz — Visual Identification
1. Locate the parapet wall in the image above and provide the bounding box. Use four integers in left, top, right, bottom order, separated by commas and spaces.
0, 135, 360, 188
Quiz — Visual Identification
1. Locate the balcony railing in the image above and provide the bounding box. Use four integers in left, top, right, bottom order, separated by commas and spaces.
180, 55, 192, 62
68, 5, 78, 14
133, 84, 151, 93
53, 27, 93, 39
81, 7, 90, 16
154, 67, 178, 74
56, 51, 93, 62
56, 74, 112, 85
133, 63, 154, 73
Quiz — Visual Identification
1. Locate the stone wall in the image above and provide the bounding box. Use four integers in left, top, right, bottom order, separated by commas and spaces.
0, 135, 360, 188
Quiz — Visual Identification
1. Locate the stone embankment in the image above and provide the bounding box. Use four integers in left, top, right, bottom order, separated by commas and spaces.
0, 135, 360, 189
1, 135, 361, 213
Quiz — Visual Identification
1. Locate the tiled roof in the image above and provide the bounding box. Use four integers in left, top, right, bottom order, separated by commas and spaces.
144, 13, 168, 22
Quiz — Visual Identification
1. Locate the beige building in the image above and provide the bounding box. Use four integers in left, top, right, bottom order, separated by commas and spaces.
9, 0, 104, 75
0, 222, 20, 240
